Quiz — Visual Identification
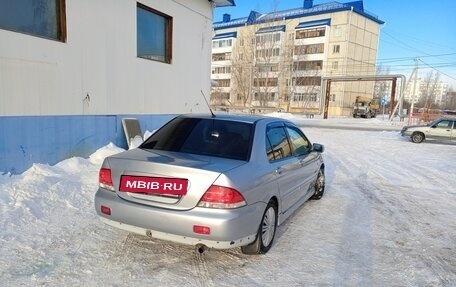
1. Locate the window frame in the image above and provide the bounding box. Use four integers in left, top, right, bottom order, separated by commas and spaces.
137, 2, 173, 64
0, 0, 66, 42
284, 124, 311, 155
266, 124, 292, 162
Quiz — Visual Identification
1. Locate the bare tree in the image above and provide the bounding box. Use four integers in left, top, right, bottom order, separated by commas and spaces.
231, 25, 257, 108
444, 89, 456, 110
417, 71, 441, 121
374, 65, 391, 100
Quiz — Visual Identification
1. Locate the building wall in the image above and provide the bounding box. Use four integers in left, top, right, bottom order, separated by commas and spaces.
0, 0, 213, 116
0, 0, 218, 174
0, 114, 174, 174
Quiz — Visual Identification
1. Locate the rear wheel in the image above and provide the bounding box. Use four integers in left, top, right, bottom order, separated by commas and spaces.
241, 201, 277, 255
411, 132, 424, 143
311, 168, 325, 200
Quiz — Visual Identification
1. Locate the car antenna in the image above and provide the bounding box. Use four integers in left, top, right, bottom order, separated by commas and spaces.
201, 90, 216, 118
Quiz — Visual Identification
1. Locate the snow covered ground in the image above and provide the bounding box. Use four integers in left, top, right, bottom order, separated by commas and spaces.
1, 115, 455, 286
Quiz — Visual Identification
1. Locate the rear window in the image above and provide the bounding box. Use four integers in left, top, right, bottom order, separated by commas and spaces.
140, 117, 253, 161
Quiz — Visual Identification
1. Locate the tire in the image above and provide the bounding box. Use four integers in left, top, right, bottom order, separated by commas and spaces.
411, 132, 424, 143
241, 201, 277, 255
310, 168, 325, 200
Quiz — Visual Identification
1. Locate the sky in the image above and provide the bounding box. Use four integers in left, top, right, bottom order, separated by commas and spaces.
213, 0, 456, 88
1, 114, 455, 285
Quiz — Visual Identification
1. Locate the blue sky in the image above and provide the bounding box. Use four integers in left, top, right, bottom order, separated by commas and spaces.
214, 0, 456, 88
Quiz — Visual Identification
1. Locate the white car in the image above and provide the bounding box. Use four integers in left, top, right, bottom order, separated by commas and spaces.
401, 117, 456, 143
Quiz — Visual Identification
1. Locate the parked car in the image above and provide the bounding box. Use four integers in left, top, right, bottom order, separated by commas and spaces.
401, 116, 456, 143
95, 114, 325, 254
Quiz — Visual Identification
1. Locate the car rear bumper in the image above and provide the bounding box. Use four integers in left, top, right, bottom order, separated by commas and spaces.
94, 188, 265, 249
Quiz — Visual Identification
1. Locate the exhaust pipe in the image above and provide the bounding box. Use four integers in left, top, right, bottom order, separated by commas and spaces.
195, 244, 208, 254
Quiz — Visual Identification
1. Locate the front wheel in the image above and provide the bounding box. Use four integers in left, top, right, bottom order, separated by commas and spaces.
411, 132, 424, 143
241, 201, 277, 255
311, 168, 325, 200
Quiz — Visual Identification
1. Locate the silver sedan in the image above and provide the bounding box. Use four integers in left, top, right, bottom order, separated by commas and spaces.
401, 116, 456, 143
95, 114, 325, 254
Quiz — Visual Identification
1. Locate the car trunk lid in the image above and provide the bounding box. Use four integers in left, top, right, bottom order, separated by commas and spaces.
106, 148, 245, 210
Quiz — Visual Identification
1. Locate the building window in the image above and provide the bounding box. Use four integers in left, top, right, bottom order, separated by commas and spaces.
333, 45, 340, 53
257, 64, 279, 73
254, 92, 277, 101
330, 94, 336, 101
293, 93, 318, 102
212, 52, 232, 61
295, 27, 325, 39
256, 48, 280, 58
0, 0, 66, 41
212, 39, 232, 48
293, 77, 321, 86
254, 78, 278, 87
293, 61, 323, 71
294, 44, 324, 55
216, 79, 231, 87
332, 61, 338, 70
137, 3, 173, 63
211, 66, 231, 74
256, 32, 281, 45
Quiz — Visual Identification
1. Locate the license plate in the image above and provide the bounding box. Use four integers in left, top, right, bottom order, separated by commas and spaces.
120, 175, 188, 195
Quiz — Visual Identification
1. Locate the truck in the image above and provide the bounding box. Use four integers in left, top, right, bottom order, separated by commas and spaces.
353, 96, 380, 118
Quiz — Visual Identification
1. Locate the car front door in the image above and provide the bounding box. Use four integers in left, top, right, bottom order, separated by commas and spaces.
266, 123, 319, 217
428, 120, 453, 141
450, 120, 456, 142
284, 124, 320, 198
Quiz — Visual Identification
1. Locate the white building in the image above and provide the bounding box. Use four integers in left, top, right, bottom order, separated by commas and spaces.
404, 77, 449, 106
0, 0, 233, 116
0, 0, 234, 174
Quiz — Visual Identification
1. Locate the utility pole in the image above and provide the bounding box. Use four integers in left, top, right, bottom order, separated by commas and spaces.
408, 58, 419, 125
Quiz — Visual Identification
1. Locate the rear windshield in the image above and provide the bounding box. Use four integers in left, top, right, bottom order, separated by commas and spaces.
140, 117, 253, 161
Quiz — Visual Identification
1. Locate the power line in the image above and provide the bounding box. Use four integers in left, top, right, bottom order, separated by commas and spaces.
418, 59, 456, 81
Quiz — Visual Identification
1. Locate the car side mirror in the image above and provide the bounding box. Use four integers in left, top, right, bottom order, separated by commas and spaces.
312, 143, 324, 153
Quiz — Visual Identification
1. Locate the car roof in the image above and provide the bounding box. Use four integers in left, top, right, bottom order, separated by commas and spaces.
177, 113, 290, 125
436, 116, 456, 121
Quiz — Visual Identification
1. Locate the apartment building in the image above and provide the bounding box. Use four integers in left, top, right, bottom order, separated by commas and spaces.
211, 0, 384, 116
404, 77, 449, 106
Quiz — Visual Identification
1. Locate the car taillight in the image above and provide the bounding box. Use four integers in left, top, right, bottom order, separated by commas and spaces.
198, 185, 246, 209
99, 168, 114, 191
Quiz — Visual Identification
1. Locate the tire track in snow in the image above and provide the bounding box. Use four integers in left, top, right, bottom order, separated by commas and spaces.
190, 252, 215, 287
326, 134, 455, 286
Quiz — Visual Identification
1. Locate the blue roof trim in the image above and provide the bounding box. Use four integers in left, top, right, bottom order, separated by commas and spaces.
212, 32, 237, 40
211, 0, 235, 8
256, 25, 286, 34
295, 19, 331, 29
214, 0, 384, 30
247, 11, 261, 24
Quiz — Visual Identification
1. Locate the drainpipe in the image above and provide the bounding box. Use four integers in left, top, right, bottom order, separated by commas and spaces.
342, 6, 354, 114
